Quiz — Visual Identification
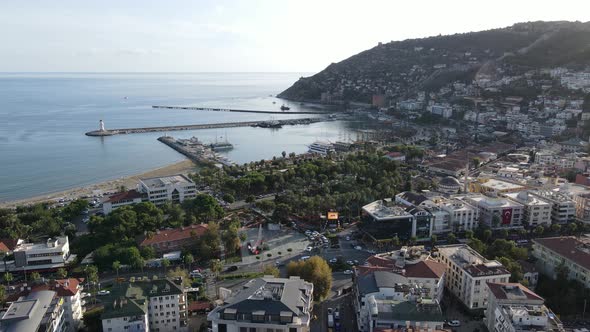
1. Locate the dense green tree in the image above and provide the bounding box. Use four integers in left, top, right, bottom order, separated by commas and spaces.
287, 256, 332, 301
263, 265, 280, 278
112, 261, 121, 278
56, 268, 68, 279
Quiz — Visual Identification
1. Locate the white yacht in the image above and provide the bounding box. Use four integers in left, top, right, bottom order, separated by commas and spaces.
308, 141, 335, 155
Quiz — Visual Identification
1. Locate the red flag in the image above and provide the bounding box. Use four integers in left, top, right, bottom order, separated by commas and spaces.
502, 208, 512, 225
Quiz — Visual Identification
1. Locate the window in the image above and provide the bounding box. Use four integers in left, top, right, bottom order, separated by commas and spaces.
240, 328, 248, 332
289, 328, 297, 332
218, 324, 228, 332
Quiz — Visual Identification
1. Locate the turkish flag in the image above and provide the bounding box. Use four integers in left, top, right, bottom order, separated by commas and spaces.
502, 208, 513, 225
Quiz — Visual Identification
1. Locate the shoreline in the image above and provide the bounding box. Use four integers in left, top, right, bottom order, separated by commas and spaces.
0, 159, 199, 209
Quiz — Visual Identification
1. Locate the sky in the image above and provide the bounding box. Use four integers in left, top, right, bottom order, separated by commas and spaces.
0, 0, 588, 72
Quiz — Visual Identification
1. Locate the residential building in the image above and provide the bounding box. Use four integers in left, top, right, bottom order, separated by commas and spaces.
0, 290, 65, 332
1, 236, 76, 272
139, 174, 197, 205
436, 197, 479, 232
101, 278, 188, 332
395, 192, 448, 234
435, 244, 511, 310
519, 260, 539, 290
358, 246, 446, 302
384, 151, 405, 162
6, 278, 85, 331
353, 271, 444, 332
362, 199, 432, 242
485, 283, 563, 332
574, 193, 590, 223
207, 276, 313, 332
139, 224, 208, 255
558, 137, 589, 152
102, 190, 144, 215
530, 190, 576, 224
531, 237, 590, 288
463, 195, 524, 229
503, 191, 552, 227
429, 104, 453, 118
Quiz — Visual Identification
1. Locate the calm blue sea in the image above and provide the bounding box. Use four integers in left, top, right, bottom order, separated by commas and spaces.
0, 73, 362, 202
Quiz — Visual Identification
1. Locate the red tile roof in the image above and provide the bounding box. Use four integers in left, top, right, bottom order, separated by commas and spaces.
106, 190, 143, 203
7, 278, 84, 301
140, 224, 208, 246
0, 239, 19, 252
188, 301, 213, 312
533, 236, 590, 271
487, 282, 544, 302
404, 260, 446, 279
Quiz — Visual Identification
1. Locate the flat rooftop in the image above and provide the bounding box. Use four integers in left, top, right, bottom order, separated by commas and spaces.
363, 199, 412, 220
481, 178, 526, 191
466, 195, 523, 209
504, 192, 551, 206
140, 174, 194, 189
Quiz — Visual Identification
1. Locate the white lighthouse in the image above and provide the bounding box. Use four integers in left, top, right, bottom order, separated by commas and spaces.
99, 120, 105, 132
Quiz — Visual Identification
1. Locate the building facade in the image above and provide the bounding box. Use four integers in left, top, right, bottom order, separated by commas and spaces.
503, 191, 552, 227
139, 175, 197, 205
0, 290, 65, 332
101, 278, 188, 332
435, 244, 511, 310
485, 283, 563, 332
462, 195, 524, 229
139, 224, 208, 255
362, 199, 432, 242
102, 190, 144, 215
530, 191, 576, 224
531, 237, 590, 288
3, 236, 75, 272
207, 276, 313, 332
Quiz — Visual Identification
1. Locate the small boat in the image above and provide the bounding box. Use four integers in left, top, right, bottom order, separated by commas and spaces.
280, 105, 290, 111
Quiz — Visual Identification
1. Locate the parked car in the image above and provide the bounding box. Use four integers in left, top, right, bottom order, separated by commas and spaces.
334, 308, 340, 320
97, 290, 110, 296
300, 256, 310, 261
275, 260, 285, 267
446, 320, 461, 327
327, 307, 333, 315
305, 246, 313, 252
226, 265, 238, 272
329, 258, 338, 264
354, 246, 362, 250
343, 270, 354, 275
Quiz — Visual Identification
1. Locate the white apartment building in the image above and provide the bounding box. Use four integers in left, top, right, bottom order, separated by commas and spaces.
503, 191, 552, 227
354, 271, 445, 332
139, 174, 197, 205
530, 190, 576, 224
101, 278, 188, 332
436, 197, 480, 232
7, 278, 85, 331
4, 236, 75, 272
0, 290, 65, 332
532, 237, 590, 289
463, 195, 524, 229
574, 193, 590, 223
436, 244, 511, 310
361, 246, 446, 302
207, 276, 313, 332
485, 283, 563, 332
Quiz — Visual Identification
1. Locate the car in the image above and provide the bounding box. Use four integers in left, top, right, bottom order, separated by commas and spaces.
82, 216, 90, 223
329, 257, 338, 263
446, 320, 461, 327
190, 272, 204, 279
226, 265, 238, 272
367, 249, 376, 254
345, 236, 351, 241
327, 307, 333, 315
305, 246, 313, 252
334, 308, 340, 320
343, 270, 353, 275
300, 256, 310, 261
354, 246, 362, 250
275, 260, 285, 267
97, 290, 110, 296
346, 260, 354, 265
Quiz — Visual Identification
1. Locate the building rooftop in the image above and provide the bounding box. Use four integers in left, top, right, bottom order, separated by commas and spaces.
363, 199, 413, 220
7, 278, 84, 301
13, 236, 68, 253
487, 283, 544, 302
480, 178, 526, 191
105, 189, 144, 203
533, 237, 590, 271
437, 244, 510, 277
0, 290, 57, 332
140, 174, 194, 189
101, 278, 184, 319
212, 276, 313, 323
504, 191, 550, 206
466, 194, 523, 209
139, 224, 208, 247
373, 299, 444, 323
397, 192, 429, 206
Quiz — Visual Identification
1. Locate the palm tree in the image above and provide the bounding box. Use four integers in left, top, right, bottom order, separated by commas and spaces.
162, 259, 171, 275
184, 254, 194, 271
3, 272, 13, 288
112, 261, 121, 279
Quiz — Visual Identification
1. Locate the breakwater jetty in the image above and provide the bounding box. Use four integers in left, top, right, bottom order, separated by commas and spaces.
85, 118, 321, 136
158, 136, 234, 166
152, 105, 328, 115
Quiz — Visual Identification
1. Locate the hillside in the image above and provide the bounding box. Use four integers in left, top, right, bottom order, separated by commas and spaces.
278, 21, 590, 103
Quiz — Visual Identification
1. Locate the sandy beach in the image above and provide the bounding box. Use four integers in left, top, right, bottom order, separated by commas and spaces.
0, 160, 199, 209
